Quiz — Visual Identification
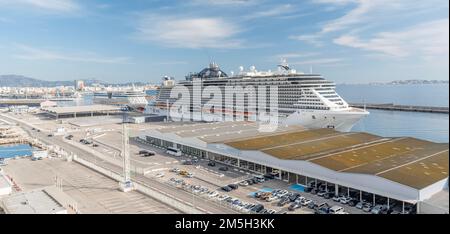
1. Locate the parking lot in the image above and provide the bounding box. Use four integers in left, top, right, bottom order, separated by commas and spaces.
129, 139, 409, 214
1, 158, 180, 214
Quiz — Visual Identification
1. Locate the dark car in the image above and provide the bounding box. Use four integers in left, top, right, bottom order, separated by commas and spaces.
92, 144, 99, 147
221, 186, 232, 192
144, 151, 156, 157
348, 199, 358, 207
307, 201, 317, 209
228, 184, 238, 190
47, 134, 53, 137
315, 207, 330, 214
183, 161, 193, 165
277, 197, 290, 207
251, 204, 264, 213
263, 173, 275, 179
207, 161, 216, 167
246, 179, 254, 185
219, 166, 229, 171
310, 188, 318, 195
324, 192, 334, 199
289, 193, 300, 202
138, 150, 149, 155
192, 158, 199, 163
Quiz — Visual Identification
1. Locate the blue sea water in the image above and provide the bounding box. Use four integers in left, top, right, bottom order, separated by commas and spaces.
0, 144, 33, 159
336, 84, 449, 143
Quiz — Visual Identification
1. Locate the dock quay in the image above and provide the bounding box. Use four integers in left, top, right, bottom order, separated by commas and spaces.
350, 103, 449, 114
0, 98, 75, 106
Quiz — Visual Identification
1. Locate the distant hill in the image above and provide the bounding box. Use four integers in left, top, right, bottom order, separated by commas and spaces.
0, 75, 113, 87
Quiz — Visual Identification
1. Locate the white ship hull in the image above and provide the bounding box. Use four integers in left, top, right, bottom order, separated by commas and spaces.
144, 106, 368, 132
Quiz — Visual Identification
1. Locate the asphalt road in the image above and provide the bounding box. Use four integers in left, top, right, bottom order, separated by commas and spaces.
0, 114, 237, 214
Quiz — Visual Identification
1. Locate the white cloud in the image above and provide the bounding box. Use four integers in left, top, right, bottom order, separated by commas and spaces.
14, 44, 131, 64
315, 0, 446, 34
275, 52, 320, 59
244, 4, 295, 20
0, 0, 80, 12
189, 0, 260, 6
289, 34, 323, 46
333, 19, 449, 58
290, 58, 344, 65
135, 14, 243, 49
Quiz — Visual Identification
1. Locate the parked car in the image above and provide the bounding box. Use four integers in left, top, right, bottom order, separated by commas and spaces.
263, 173, 275, 179
348, 199, 358, 207
356, 202, 364, 209
254, 175, 265, 183
289, 193, 301, 202
228, 184, 238, 190
265, 195, 278, 202
317, 190, 327, 197
277, 197, 290, 207
310, 188, 318, 195
251, 204, 264, 213
183, 161, 193, 165
219, 166, 229, 171
221, 186, 233, 192
208, 191, 219, 198
324, 192, 334, 199
329, 206, 345, 214
301, 199, 313, 206
239, 181, 249, 186
307, 201, 317, 209
315, 207, 330, 214
340, 197, 353, 204
207, 161, 216, 167
362, 204, 373, 212
304, 187, 313, 193
155, 172, 165, 178
192, 157, 199, 163
170, 168, 180, 173
332, 196, 341, 202
288, 203, 301, 211
371, 205, 387, 214
246, 179, 254, 185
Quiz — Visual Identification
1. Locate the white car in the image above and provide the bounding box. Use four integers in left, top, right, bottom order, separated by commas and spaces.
329, 205, 345, 214
208, 191, 219, 198
332, 196, 341, 202
266, 196, 278, 202
155, 172, 165, 178
340, 197, 352, 204
300, 199, 313, 206
276, 190, 289, 198
239, 181, 249, 186
186, 173, 194, 178
217, 195, 229, 201
170, 168, 180, 173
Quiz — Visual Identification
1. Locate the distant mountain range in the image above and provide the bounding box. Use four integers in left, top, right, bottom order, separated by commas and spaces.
338, 80, 449, 85
0, 75, 149, 87
370, 80, 448, 85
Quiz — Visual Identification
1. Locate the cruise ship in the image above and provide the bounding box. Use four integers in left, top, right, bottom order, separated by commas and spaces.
93, 89, 148, 111
147, 61, 369, 132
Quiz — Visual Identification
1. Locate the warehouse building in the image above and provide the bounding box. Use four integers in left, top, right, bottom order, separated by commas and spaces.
138, 121, 449, 214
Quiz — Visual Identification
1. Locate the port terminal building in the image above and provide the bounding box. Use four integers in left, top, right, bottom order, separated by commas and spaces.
138, 121, 449, 214
41, 105, 123, 119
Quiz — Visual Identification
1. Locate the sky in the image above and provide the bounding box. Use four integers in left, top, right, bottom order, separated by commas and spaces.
0, 0, 448, 84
